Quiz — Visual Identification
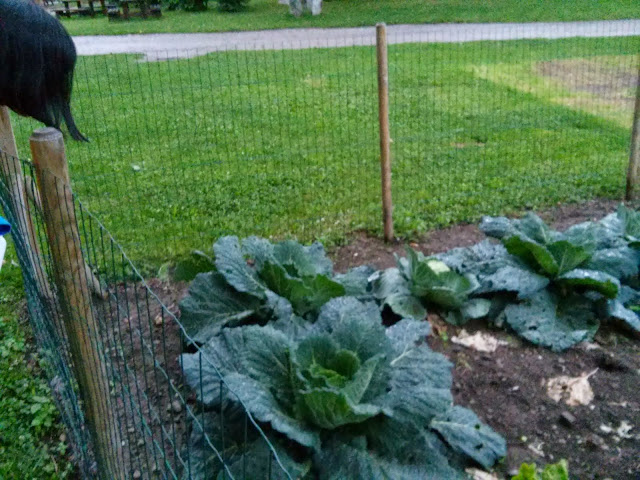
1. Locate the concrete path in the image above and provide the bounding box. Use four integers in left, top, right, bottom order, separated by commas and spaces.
73, 19, 640, 60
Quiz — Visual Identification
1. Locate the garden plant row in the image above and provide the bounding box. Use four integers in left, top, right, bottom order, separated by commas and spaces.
177, 205, 640, 478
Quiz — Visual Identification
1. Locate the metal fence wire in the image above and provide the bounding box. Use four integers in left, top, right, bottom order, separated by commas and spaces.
10, 24, 640, 267
0, 21, 639, 480
0, 145, 293, 479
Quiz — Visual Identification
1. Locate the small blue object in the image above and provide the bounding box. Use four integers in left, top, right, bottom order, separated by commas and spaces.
0, 216, 10, 236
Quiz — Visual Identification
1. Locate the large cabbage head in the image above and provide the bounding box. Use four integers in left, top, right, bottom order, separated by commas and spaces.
181, 297, 506, 479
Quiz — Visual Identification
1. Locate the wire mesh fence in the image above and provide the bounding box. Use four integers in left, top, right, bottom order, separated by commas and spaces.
0, 142, 296, 479
10, 24, 638, 268
12, 38, 381, 267
0, 149, 94, 476
388, 29, 639, 232
1, 20, 640, 480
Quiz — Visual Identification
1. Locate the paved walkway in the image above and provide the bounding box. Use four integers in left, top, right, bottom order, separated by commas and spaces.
73, 20, 640, 60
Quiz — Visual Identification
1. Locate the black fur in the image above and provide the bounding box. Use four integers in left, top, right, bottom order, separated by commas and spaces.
0, 0, 87, 141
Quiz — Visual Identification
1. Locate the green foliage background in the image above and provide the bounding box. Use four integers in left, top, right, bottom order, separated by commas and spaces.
0, 247, 73, 479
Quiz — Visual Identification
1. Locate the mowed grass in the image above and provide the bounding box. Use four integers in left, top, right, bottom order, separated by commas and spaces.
61, 0, 640, 36
11, 36, 639, 268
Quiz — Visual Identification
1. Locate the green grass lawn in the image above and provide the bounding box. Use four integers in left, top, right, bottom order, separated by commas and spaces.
0, 248, 74, 479
62, 0, 640, 36
11, 36, 640, 269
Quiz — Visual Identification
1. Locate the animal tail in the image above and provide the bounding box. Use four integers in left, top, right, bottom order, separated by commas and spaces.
62, 102, 88, 142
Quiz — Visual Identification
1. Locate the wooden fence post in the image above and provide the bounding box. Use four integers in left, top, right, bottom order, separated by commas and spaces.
376, 23, 394, 242
626, 58, 640, 201
30, 128, 123, 480
0, 106, 52, 297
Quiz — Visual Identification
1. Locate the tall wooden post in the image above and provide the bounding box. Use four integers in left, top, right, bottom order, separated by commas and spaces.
626, 57, 640, 201
0, 106, 51, 297
376, 23, 394, 242
30, 128, 123, 480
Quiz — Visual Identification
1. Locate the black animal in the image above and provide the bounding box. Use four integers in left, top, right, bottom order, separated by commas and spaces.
0, 0, 87, 141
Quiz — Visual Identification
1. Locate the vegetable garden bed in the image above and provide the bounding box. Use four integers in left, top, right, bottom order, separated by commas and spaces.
335, 198, 640, 478
109, 198, 639, 478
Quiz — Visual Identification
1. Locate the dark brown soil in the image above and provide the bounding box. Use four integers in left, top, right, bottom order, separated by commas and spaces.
330, 198, 621, 272
428, 319, 640, 479
330, 198, 640, 479
98, 279, 189, 479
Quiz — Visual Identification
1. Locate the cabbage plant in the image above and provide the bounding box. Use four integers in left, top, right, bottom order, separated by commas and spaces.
181, 298, 506, 479
600, 203, 640, 248
370, 247, 490, 325
436, 210, 640, 351
597, 205, 640, 331
479, 212, 629, 292
179, 236, 374, 344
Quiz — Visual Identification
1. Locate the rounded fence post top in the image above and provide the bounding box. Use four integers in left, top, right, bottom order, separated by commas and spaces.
30, 127, 63, 142
376, 22, 386, 28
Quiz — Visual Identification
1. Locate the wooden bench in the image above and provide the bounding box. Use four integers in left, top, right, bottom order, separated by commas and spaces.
51, 0, 107, 17
108, 0, 162, 20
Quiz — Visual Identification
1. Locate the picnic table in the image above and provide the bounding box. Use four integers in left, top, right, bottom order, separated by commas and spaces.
51, 0, 107, 17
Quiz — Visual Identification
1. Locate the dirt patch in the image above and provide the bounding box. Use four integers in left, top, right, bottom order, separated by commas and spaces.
429, 319, 640, 479
330, 198, 621, 272
98, 279, 190, 479
537, 57, 638, 110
